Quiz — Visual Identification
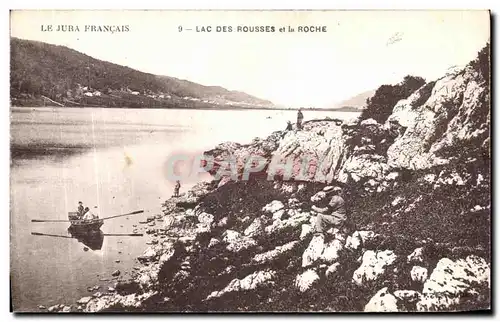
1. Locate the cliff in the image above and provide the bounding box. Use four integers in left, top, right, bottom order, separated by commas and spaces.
48, 43, 490, 313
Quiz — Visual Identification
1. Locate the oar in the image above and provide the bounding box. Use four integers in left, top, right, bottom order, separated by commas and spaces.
100, 210, 144, 221
31, 210, 144, 223
103, 233, 143, 236
31, 232, 143, 238
31, 219, 71, 223
31, 232, 73, 238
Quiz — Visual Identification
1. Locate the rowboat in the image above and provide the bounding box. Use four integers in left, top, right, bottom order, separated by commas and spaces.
31, 210, 144, 234
68, 212, 104, 233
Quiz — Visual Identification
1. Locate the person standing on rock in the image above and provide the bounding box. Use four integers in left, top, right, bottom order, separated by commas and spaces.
173, 180, 181, 197
296, 108, 304, 130
311, 186, 347, 235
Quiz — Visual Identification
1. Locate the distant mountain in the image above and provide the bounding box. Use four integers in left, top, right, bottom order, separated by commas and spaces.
333, 89, 376, 110
10, 37, 275, 109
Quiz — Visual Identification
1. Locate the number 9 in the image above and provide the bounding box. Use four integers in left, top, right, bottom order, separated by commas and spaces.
178, 26, 183, 32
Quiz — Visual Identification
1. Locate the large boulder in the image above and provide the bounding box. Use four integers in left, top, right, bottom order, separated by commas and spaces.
416, 255, 490, 311
253, 241, 299, 264
364, 287, 399, 312
302, 235, 325, 267
244, 217, 264, 237
387, 65, 489, 170
353, 250, 397, 285
222, 230, 257, 252
206, 270, 276, 300
295, 269, 320, 292
302, 233, 344, 267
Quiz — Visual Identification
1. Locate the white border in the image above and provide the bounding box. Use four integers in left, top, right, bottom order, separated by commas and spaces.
1, 1, 498, 321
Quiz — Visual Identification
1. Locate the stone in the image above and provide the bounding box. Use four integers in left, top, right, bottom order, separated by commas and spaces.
262, 200, 285, 214
295, 269, 320, 292
217, 217, 228, 227
252, 241, 298, 264
353, 250, 397, 285
326, 262, 341, 277
158, 243, 176, 264
364, 287, 398, 312
416, 255, 490, 311
394, 290, 421, 303
360, 118, 379, 126
407, 247, 424, 263
244, 218, 263, 237
222, 230, 256, 252
288, 198, 301, 208
198, 212, 214, 225
87, 285, 99, 292
93, 291, 103, 298
111, 270, 121, 277
48, 304, 61, 312
77, 296, 92, 305
206, 270, 275, 300
300, 224, 312, 240
272, 209, 285, 220
321, 239, 344, 263
345, 231, 379, 250
302, 234, 325, 267
410, 266, 428, 283
208, 238, 220, 248
137, 247, 157, 262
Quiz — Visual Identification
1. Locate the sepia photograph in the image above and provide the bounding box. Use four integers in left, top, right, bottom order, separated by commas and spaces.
9, 10, 491, 313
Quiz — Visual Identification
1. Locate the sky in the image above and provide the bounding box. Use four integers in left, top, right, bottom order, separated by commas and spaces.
10, 10, 490, 108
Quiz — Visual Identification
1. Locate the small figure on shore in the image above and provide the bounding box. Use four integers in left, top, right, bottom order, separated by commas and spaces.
173, 180, 181, 197
285, 120, 293, 131
77, 201, 84, 218
296, 108, 304, 130
311, 186, 347, 236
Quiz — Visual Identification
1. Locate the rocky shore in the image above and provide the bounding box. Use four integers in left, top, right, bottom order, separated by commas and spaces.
46, 45, 490, 313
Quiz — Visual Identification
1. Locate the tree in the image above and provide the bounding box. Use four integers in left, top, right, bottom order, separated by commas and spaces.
361, 75, 426, 123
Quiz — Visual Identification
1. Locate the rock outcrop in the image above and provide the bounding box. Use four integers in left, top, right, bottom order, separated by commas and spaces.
55, 44, 490, 313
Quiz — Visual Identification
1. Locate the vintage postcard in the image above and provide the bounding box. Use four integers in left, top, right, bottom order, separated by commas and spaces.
10, 10, 490, 313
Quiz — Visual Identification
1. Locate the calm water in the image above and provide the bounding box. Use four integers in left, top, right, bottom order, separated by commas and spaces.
10, 107, 359, 311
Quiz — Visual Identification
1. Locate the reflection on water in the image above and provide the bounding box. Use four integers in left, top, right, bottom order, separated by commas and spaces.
32, 230, 105, 251
10, 107, 359, 311
31, 230, 145, 252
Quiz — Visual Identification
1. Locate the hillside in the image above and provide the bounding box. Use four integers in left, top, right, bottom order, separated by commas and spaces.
47, 43, 490, 313
10, 37, 274, 109
333, 89, 376, 110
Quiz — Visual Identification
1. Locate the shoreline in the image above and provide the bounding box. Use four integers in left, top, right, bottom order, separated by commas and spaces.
11, 105, 361, 113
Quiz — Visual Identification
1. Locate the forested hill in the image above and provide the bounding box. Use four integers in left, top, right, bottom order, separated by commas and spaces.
10, 37, 275, 109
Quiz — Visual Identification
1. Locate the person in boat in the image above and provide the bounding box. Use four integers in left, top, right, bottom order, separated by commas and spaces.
296, 108, 304, 130
311, 186, 348, 236
77, 201, 85, 218
174, 180, 181, 197
82, 207, 98, 221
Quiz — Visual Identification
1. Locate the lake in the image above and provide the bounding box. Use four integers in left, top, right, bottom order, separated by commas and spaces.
10, 107, 359, 311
